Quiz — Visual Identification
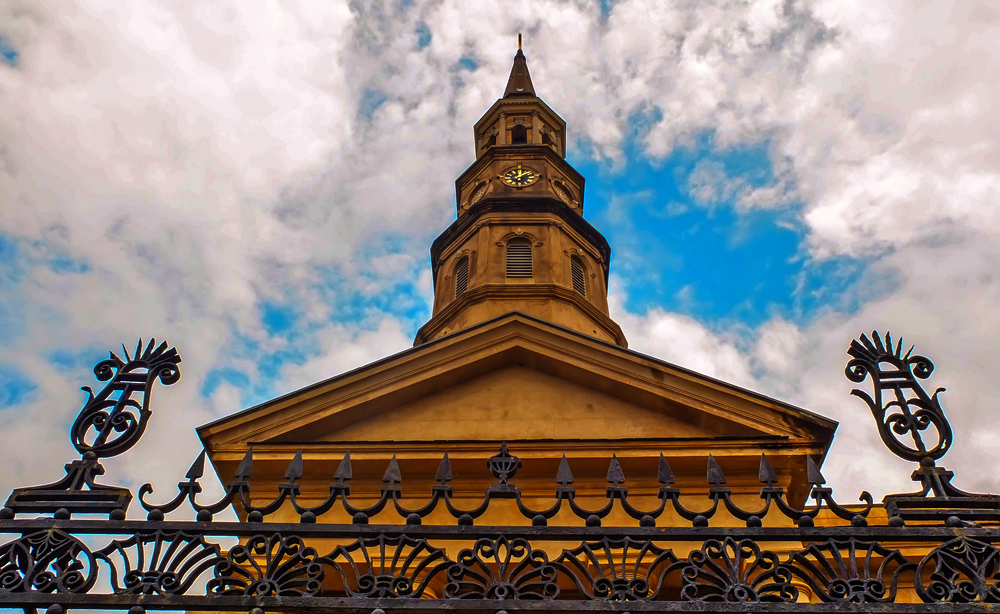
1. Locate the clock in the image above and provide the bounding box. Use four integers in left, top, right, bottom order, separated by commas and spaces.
501, 165, 538, 187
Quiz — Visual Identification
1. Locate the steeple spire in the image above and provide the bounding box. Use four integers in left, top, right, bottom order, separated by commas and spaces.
503, 35, 535, 98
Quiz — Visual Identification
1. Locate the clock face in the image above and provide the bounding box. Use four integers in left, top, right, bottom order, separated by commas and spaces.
502, 166, 538, 187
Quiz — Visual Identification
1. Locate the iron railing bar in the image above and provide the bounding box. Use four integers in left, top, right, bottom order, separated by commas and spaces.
0, 593, 995, 613
0, 519, 996, 540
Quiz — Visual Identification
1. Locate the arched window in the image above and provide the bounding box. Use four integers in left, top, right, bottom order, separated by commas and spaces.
571, 256, 587, 296
510, 124, 528, 144
506, 238, 532, 278
454, 257, 469, 297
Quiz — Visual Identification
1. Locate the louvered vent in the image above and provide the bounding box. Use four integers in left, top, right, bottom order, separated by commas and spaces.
506, 239, 532, 278
455, 257, 469, 297
571, 256, 586, 296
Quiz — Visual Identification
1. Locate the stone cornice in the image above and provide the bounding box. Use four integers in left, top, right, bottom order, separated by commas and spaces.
414, 283, 627, 346
430, 198, 612, 288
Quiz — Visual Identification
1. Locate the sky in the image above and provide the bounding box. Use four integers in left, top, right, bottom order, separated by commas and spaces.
1, 0, 999, 510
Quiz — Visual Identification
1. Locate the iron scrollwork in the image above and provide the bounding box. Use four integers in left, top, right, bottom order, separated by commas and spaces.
2, 339, 181, 519
915, 537, 1000, 603
555, 537, 680, 601
444, 537, 558, 599
681, 537, 797, 603
71, 339, 181, 458
208, 534, 324, 597
323, 535, 450, 598
0, 530, 98, 594
95, 530, 221, 595
847, 331, 1000, 522
847, 331, 951, 462
785, 539, 914, 603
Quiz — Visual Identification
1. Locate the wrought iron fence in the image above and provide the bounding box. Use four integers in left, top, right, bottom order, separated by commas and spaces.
0, 332, 998, 613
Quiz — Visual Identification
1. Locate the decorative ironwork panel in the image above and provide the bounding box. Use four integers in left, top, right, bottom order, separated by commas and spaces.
555, 537, 680, 601
916, 537, 1000, 603
0, 530, 97, 594
323, 534, 451, 598
785, 538, 914, 603
208, 534, 324, 597
95, 529, 221, 595
444, 537, 558, 599
681, 537, 797, 603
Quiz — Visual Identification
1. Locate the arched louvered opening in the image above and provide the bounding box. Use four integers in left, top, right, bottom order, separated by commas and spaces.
454, 257, 469, 297
571, 256, 587, 296
506, 238, 532, 278
510, 124, 528, 144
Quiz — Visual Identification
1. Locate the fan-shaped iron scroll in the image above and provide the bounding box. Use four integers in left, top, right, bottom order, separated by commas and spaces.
323, 535, 451, 598
208, 534, 324, 597
444, 537, 558, 599
681, 537, 797, 603
784, 539, 914, 603
95, 530, 221, 595
555, 537, 681, 601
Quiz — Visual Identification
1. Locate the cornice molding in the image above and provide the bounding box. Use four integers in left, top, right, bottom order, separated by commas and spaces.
414, 283, 628, 346
430, 198, 612, 287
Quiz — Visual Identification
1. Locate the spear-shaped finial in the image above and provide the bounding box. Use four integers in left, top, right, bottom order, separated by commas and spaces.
435, 452, 452, 484
759, 453, 778, 487
607, 454, 625, 486
185, 450, 207, 480
518, 32, 522, 50
334, 452, 353, 483
806, 456, 826, 486
707, 454, 726, 486
285, 448, 304, 482
234, 448, 253, 481
556, 454, 574, 487
657, 453, 675, 486
383, 455, 402, 485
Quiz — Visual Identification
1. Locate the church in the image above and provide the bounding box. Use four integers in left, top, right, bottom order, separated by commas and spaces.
0, 43, 996, 612
197, 41, 839, 530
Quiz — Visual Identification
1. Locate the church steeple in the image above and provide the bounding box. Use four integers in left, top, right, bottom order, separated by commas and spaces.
503, 37, 535, 98
414, 41, 627, 347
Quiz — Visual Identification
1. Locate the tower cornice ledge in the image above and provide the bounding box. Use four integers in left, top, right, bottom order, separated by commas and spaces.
430, 197, 612, 287
414, 283, 628, 347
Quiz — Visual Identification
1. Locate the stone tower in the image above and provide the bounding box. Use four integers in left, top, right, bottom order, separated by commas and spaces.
414, 44, 627, 346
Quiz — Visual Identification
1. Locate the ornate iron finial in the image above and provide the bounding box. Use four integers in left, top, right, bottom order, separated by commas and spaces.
847, 331, 1000, 522
846, 331, 951, 462
487, 442, 521, 494
3, 339, 181, 519
72, 339, 181, 458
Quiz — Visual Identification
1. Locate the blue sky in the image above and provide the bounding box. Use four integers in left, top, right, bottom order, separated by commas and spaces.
576, 127, 867, 330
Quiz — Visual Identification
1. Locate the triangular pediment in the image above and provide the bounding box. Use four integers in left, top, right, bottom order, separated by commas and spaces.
324, 365, 718, 442
199, 313, 836, 453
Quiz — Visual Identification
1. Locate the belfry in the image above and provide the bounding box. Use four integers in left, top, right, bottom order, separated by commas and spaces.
417, 42, 625, 346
